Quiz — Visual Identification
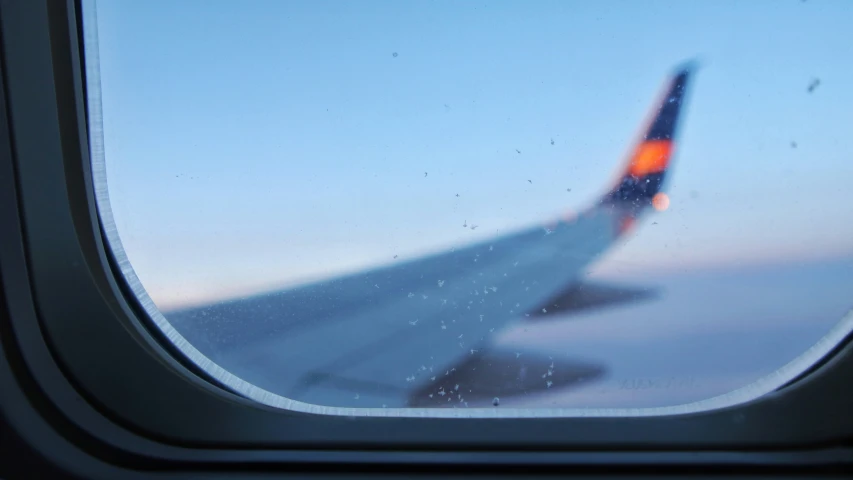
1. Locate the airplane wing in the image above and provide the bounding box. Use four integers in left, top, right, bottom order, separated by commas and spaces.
166, 63, 697, 408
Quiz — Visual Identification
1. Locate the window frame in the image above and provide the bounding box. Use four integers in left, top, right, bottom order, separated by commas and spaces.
1, 0, 852, 474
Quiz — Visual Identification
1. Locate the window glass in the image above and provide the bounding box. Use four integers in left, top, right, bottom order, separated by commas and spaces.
85, 0, 853, 414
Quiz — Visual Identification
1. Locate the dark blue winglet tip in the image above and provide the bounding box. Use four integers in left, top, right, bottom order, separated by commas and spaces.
674, 57, 703, 77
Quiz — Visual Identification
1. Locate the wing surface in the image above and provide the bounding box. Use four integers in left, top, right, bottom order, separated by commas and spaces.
166, 63, 697, 407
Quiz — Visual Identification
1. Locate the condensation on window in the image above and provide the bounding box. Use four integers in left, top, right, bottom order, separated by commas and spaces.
83, 0, 853, 416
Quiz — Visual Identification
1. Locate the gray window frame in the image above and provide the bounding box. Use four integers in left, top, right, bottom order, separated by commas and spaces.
0, 0, 851, 474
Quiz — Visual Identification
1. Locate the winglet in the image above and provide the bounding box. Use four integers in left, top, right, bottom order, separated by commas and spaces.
604, 62, 697, 209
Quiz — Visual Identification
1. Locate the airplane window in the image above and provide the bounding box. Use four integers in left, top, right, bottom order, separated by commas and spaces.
83, 0, 853, 414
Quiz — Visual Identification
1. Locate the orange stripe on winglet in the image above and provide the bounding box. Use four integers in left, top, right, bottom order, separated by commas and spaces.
628, 140, 673, 176
618, 217, 636, 235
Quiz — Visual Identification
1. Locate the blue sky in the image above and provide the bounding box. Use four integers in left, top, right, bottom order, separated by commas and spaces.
89, 0, 853, 309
